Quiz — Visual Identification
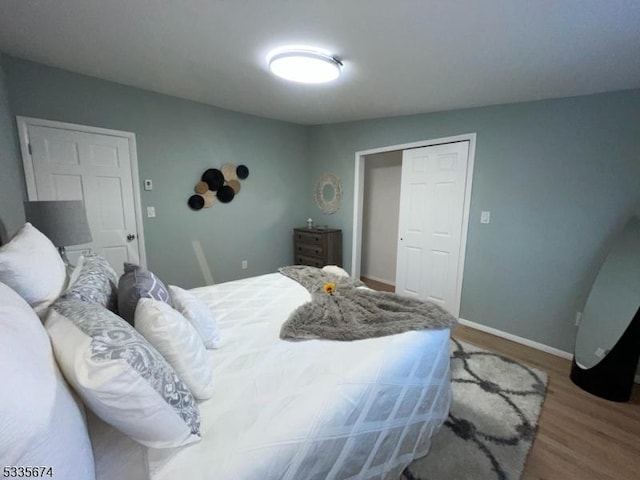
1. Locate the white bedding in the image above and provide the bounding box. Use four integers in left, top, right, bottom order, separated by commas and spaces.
93, 273, 452, 480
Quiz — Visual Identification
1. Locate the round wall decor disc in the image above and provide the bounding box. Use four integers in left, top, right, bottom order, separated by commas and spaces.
236, 165, 250, 180
216, 185, 235, 203
314, 172, 343, 214
188, 194, 205, 210
221, 163, 238, 181
202, 190, 215, 208
194, 181, 209, 194
201, 168, 224, 191
227, 179, 241, 194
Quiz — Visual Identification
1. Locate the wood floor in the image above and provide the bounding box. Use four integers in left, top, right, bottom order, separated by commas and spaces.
361, 277, 395, 292
455, 324, 640, 480
361, 277, 640, 480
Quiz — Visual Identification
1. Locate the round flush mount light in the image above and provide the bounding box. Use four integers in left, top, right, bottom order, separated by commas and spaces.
268, 47, 343, 84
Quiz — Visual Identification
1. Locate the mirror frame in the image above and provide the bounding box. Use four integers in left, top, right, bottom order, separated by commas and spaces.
314, 173, 343, 214
570, 217, 640, 402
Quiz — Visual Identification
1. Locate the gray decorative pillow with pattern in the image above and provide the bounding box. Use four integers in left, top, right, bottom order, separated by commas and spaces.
65, 253, 118, 312
48, 298, 201, 447
118, 263, 172, 325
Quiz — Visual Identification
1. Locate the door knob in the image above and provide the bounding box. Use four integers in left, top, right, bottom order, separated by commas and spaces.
127, 234, 136, 241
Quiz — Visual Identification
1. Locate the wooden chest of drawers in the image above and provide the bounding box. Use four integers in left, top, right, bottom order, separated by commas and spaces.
293, 227, 342, 268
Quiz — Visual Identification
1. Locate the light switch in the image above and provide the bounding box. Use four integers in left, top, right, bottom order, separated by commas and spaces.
147, 206, 156, 218
480, 211, 491, 224
144, 179, 153, 191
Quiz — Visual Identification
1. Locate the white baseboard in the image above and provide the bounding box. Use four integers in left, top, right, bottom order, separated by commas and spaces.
458, 318, 573, 360
360, 274, 395, 286
458, 319, 640, 385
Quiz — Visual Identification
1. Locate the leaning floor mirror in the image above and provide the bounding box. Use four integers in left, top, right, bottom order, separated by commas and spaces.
571, 217, 640, 402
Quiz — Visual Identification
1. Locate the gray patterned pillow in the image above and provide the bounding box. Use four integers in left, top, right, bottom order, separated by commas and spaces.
46, 298, 201, 448
65, 253, 118, 312
118, 263, 172, 325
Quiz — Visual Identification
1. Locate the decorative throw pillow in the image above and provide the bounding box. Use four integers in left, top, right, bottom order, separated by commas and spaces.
46, 298, 201, 448
65, 253, 118, 312
135, 298, 214, 400
0, 223, 66, 315
118, 263, 172, 325
0, 283, 95, 479
322, 265, 350, 277
169, 285, 221, 349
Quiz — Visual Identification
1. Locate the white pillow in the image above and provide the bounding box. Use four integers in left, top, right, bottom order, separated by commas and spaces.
135, 298, 214, 400
46, 298, 201, 448
0, 282, 95, 479
0, 223, 66, 314
169, 285, 221, 349
322, 265, 350, 277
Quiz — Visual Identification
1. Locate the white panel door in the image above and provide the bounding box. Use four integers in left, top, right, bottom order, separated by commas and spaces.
22, 121, 143, 276
395, 141, 470, 316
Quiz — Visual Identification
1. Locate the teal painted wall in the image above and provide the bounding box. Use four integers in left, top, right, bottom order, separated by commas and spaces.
0, 54, 25, 243
4, 53, 640, 355
3, 56, 309, 287
307, 90, 640, 353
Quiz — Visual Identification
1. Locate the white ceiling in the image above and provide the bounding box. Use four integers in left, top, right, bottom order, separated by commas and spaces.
1, 0, 639, 125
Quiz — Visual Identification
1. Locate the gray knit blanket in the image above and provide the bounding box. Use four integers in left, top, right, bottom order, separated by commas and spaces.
278, 266, 457, 341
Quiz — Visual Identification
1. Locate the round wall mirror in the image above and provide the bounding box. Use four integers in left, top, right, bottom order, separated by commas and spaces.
314, 173, 343, 214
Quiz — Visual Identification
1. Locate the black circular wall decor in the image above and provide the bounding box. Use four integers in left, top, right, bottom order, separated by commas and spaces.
216, 185, 235, 203
187, 194, 205, 210
236, 165, 250, 180
201, 168, 225, 190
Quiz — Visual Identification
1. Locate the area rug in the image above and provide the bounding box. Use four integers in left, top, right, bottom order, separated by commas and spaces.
402, 338, 548, 480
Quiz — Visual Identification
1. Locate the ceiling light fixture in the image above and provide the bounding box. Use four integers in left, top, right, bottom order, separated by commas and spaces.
268, 47, 342, 84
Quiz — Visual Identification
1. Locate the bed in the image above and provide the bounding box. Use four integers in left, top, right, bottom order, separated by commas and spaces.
0, 224, 453, 480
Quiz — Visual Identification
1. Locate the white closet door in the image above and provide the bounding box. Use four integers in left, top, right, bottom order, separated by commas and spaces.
395, 141, 470, 316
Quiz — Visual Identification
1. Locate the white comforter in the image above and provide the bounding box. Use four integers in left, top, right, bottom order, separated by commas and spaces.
92, 273, 452, 480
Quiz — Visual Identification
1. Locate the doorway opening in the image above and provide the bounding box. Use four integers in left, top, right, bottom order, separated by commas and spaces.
360, 150, 402, 292
352, 133, 476, 317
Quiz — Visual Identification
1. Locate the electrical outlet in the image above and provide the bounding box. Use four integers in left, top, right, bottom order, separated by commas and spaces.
147, 206, 156, 218
241, 260, 248, 269
144, 179, 153, 190
594, 347, 605, 358
575, 312, 582, 326
480, 211, 491, 224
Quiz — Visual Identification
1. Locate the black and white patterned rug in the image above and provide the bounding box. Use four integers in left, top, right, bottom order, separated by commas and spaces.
403, 338, 548, 480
